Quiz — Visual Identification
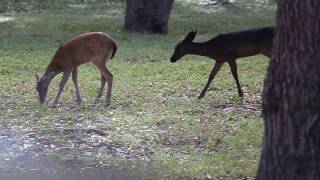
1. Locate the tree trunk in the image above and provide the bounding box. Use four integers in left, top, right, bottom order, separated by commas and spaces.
256, 0, 320, 179
124, 0, 174, 34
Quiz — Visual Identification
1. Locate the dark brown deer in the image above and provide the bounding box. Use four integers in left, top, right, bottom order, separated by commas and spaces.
170, 26, 274, 99
35, 32, 117, 107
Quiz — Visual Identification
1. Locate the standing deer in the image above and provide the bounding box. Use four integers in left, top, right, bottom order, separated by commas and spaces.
35, 32, 117, 107
170, 26, 274, 99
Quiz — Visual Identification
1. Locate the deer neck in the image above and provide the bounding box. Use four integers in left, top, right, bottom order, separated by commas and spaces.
188, 41, 214, 58
40, 67, 59, 86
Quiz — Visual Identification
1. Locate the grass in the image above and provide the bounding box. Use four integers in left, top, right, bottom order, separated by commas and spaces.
0, 1, 275, 179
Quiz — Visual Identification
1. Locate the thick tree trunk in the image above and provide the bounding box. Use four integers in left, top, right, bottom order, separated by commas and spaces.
256, 0, 320, 179
124, 0, 174, 34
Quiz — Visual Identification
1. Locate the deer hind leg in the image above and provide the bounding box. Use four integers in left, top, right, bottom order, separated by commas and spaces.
96, 73, 106, 100
198, 62, 223, 99
72, 67, 82, 102
228, 60, 243, 97
52, 69, 72, 107
95, 63, 113, 106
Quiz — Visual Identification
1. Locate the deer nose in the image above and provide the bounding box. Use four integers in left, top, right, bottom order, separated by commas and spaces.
170, 56, 176, 63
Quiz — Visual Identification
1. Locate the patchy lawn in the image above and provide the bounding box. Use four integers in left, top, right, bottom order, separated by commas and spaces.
0, 1, 275, 179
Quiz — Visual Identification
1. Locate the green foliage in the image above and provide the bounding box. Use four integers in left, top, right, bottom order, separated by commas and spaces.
0, 1, 275, 179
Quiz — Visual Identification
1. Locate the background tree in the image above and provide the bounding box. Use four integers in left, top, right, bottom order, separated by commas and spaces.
124, 0, 174, 34
256, 0, 320, 179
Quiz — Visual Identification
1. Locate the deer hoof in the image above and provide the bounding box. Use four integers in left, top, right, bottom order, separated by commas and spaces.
94, 98, 101, 104
49, 99, 63, 108
75, 98, 82, 103
105, 102, 110, 107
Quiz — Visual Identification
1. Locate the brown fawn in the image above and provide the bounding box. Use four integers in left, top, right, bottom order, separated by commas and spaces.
170, 26, 274, 99
35, 32, 117, 107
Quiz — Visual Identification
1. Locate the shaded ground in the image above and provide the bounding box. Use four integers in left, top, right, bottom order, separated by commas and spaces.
0, 132, 160, 180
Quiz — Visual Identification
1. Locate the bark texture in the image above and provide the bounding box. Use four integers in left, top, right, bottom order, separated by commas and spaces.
256, 0, 320, 179
124, 0, 174, 34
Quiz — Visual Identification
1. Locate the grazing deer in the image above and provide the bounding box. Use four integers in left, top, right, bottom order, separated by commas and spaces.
170, 26, 274, 99
35, 32, 117, 107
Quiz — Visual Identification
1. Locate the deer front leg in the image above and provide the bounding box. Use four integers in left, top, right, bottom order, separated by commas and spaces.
72, 67, 82, 102
51, 69, 71, 107
96, 65, 113, 106
198, 62, 223, 99
228, 60, 243, 97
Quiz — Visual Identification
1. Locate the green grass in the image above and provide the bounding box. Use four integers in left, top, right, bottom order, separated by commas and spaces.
0, 1, 275, 179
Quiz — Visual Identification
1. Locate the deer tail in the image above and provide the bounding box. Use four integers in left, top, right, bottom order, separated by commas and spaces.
110, 42, 117, 59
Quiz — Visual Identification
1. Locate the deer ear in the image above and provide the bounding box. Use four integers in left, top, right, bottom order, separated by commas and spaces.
47, 71, 56, 79
35, 71, 40, 82
193, 30, 198, 36
184, 30, 197, 42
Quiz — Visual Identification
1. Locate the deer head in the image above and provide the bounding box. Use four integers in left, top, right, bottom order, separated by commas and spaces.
170, 30, 197, 62
35, 71, 54, 104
